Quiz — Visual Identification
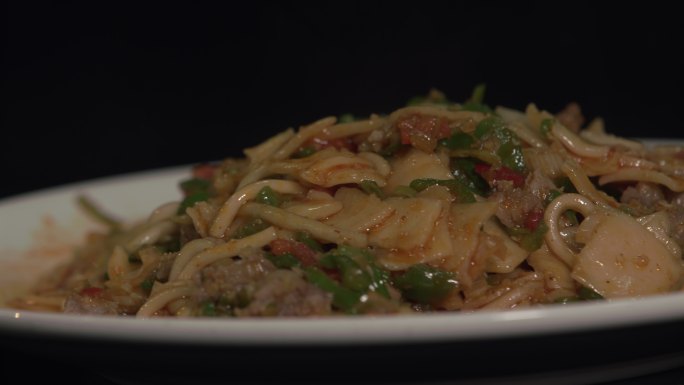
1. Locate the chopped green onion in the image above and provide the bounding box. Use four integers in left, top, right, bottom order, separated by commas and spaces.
255, 186, 282, 207
494, 126, 515, 144
474, 117, 507, 139
519, 223, 548, 252
293, 146, 316, 158
157, 238, 181, 253
485, 273, 500, 286
554, 177, 578, 194
180, 178, 211, 196
618, 204, 637, 217
540, 118, 554, 138
359, 180, 385, 199
497, 142, 526, 173
554, 296, 580, 304
578, 286, 604, 301
232, 289, 251, 308
392, 185, 418, 198
409, 178, 440, 192
406, 95, 427, 106
461, 102, 494, 114
449, 149, 501, 166
409, 178, 475, 203
451, 158, 489, 196
406, 90, 450, 106
265, 252, 301, 269
393, 264, 457, 304
304, 267, 362, 314
177, 191, 210, 214
140, 278, 155, 294
546, 189, 563, 204
294, 231, 324, 252
368, 264, 391, 299
441, 132, 475, 150
201, 301, 218, 316
460, 83, 493, 113
338, 113, 356, 123
327, 254, 372, 293
467, 83, 487, 105
556, 289, 608, 303
379, 137, 402, 157
548, 188, 579, 225
77, 195, 121, 230
565, 210, 580, 226
319, 246, 391, 298
233, 218, 270, 239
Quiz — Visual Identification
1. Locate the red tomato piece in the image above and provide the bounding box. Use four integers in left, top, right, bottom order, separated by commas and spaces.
269, 239, 318, 267
524, 209, 544, 231
192, 163, 216, 180
396, 115, 451, 146
80, 287, 103, 297
493, 166, 525, 188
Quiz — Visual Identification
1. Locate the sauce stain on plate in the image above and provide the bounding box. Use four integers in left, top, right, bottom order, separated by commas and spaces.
0, 214, 87, 305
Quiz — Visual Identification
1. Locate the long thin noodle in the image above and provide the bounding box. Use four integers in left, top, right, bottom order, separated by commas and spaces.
177, 227, 277, 280
209, 180, 305, 238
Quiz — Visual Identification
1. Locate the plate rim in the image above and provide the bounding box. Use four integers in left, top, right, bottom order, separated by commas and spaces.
1, 292, 684, 346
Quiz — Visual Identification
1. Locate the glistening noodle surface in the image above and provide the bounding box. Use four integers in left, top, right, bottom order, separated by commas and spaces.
10, 87, 684, 317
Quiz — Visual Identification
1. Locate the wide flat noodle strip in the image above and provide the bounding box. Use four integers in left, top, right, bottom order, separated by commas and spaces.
273, 116, 384, 160
389, 106, 485, 123
369, 197, 443, 251
323, 187, 394, 233
375, 194, 453, 270
551, 121, 610, 158
527, 245, 576, 301
562, 161, 620, 208
240, 203, 368, 248
599, 168, 684, 192
384, 148, 452, 192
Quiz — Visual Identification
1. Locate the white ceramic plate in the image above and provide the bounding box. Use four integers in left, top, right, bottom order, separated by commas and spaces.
1, 153, 684, 346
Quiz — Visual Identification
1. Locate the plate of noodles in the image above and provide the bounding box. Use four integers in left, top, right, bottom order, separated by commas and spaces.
1, 88, 684, 383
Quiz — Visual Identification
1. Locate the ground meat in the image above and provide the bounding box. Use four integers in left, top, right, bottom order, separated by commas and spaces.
667, 193, 684, 250
179, 222, 201, 246
63, 292, 119, 315
620, 182, 665, 216
64, 285, 147, 315
396, 114, 451, 152
556, 102, 585, 132
235, 270, 332, 317
154, 253, 177, 282
492, 188, 539, 229
197, 253, 276, 301
491, 171, 552, 229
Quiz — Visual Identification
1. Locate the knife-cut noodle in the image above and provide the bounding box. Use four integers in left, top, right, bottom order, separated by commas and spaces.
10, 87, 684, 316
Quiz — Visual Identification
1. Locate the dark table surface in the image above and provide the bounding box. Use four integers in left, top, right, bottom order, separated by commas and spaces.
2, 315, 684, 385
2, 344, 683, 385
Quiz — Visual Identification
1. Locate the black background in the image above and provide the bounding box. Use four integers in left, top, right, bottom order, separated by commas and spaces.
3, 1, 682, 199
